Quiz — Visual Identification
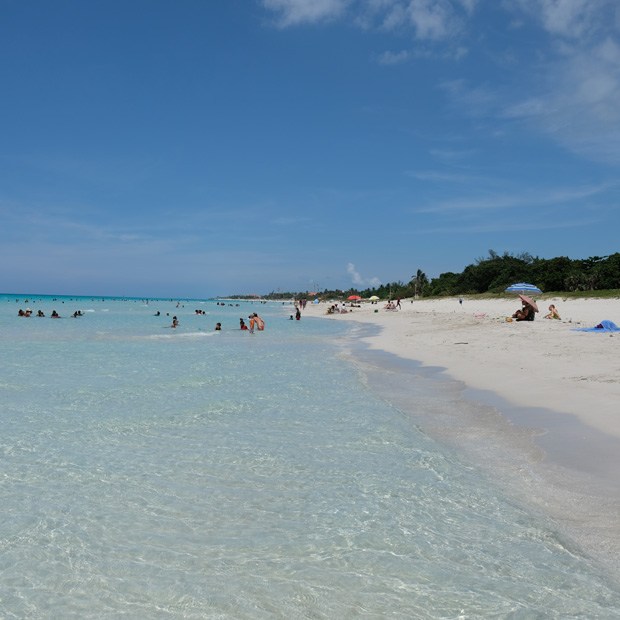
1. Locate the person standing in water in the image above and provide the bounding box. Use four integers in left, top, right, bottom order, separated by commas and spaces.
252, 313, 265, 330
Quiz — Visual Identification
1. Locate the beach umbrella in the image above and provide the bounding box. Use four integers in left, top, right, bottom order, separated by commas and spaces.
505, 282, 542, 295
347, 295, 362, 301
368, 295, 380, 301
518, 294, 539, 312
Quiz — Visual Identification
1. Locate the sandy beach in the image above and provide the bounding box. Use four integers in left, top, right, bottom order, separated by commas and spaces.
304, 295, 620, 574
305, 295, 620, 439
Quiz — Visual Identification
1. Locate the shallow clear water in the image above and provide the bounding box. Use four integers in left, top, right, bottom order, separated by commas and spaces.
2, 295, 620, 618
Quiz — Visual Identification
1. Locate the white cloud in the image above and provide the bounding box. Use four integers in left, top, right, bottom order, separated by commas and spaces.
262, 0, 349, 26
377, 49, 410, 64
347, 262, 381, 287
262, 0, 620, 164
439, 78, 497, 116
406, 0, 456, 40
514, 0, 606, 40
264, 0, 473, 40
456, 0, 478, 13
502, 36, 620, 163
429, 147, 479, 161
414, 182, 614, 214
409, 170, 485, 183
411, 216, 600, 235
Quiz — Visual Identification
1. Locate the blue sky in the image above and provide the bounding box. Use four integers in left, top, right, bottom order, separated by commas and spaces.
1, 0, 619, 297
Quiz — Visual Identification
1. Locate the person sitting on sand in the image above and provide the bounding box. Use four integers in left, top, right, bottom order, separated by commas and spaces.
544, 304, 561, 320
512, 302, 535, 322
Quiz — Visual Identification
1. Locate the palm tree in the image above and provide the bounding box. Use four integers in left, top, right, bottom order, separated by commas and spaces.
410, 269, 429, 298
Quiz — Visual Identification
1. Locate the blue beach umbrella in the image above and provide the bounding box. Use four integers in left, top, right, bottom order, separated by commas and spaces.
505, 282, 542, 295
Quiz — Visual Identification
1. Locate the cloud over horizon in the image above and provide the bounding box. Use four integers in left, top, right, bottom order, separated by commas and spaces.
347, 262, 381, 288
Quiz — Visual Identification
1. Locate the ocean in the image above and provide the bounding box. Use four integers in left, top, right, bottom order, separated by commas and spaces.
1, 294, 619, 618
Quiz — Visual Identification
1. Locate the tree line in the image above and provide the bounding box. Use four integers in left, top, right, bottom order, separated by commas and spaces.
263, 251, 620, 300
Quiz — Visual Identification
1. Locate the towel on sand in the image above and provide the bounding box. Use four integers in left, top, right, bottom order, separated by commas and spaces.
574, 320, 620, 332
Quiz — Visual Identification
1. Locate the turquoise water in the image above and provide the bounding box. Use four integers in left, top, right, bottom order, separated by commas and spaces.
1, 295, 620, 618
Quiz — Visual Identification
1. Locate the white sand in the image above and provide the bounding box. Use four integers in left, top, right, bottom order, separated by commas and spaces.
303, 295, 620, 575
304, 296, 620, 440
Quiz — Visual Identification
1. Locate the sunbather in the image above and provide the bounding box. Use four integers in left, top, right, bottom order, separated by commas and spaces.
512, 301, 535, 321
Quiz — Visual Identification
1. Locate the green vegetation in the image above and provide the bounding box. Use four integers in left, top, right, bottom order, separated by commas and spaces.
262, 251, 620, 301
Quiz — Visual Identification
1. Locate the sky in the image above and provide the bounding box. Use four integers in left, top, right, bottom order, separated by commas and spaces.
1, 0, 619, 298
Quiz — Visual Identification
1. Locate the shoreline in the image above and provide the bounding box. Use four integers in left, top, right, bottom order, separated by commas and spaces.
303, 296, 620, 579
303, 295, 620, 439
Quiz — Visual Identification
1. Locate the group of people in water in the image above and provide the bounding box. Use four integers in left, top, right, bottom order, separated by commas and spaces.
17, 303, 268, 334
229, 313, 266, 332
18, 308, 77, 318
166, 312, 265, 332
